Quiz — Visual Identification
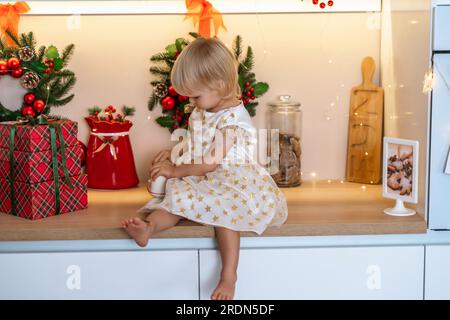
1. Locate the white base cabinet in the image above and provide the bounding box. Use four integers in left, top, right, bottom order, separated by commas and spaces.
0, 245, 437, 300
200, 246, 424, 300
425, 245, 450, 299
0, 250, 199, 299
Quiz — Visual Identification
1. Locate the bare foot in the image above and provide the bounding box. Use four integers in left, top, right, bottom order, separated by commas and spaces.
211, 274, 237, 300
122, 217, 154, 247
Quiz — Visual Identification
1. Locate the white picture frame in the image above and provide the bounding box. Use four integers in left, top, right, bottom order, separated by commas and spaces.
382, 137, 419, 216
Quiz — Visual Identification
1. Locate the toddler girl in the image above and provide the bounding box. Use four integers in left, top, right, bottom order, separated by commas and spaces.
122, 37, 288, 300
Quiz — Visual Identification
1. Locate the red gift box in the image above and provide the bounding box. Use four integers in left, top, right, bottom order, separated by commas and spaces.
0, 120, 78, 152
0, 120, 88, 220
0, 145, 82, 184
0, 174, 88, 220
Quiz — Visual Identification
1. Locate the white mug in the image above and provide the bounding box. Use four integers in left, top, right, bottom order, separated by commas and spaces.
148, 176, 167, 198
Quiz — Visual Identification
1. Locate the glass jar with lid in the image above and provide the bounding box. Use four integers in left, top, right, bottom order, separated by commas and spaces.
267, 95, 302, 187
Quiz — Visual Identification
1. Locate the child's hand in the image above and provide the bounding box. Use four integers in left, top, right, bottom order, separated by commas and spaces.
152, 149, 171, 165
150, 162, 177, 180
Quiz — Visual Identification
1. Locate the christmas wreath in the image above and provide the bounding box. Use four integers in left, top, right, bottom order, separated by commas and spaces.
148, 32, 269, 133
0, 30, 76, 122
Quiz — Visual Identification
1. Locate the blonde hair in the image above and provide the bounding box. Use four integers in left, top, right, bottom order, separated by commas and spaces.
171, 37, 240, 100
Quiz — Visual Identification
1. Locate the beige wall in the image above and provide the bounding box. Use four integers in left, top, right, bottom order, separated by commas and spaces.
12, 12, 381, 182
381, 0, 431, 215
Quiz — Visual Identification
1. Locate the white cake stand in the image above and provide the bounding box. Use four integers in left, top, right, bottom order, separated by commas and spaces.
384, 199, 416, 217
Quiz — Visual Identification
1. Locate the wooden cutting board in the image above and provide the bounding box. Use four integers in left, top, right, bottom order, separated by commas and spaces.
346, 56, 384, 184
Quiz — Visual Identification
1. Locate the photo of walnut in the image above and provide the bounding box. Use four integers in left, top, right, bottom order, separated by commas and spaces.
386, 144, 414, 196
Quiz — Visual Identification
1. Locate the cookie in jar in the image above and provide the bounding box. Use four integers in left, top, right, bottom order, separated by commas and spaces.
267, 95, 302, 187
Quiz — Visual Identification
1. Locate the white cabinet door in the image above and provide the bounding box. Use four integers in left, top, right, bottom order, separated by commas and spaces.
200, 246, 424, 300
434, 6, 450, 51
425, 245, 450, 299
0, 250, 199, 299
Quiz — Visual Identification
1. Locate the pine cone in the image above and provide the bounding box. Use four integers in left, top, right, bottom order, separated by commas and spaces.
20, 71, 40, 89
18, 47, 34, 61
154, 83, 168, 98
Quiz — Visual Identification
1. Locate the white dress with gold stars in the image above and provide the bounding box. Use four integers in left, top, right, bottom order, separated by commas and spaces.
139, 102, 288, 235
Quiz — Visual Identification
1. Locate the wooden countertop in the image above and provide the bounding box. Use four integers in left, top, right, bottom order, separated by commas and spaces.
0, 181, 427, 241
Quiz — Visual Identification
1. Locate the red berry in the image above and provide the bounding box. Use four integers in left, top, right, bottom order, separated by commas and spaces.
177, 116, 182, 121
168, 86, 178, 97
243, 98, 249, 104
21, 106, 35, 117
7, 57, 20, 70
251, 96, 255, 100
0, 60, 9, 75
162, 96, 175, 110
172, 115, 176, 119
320, 2, 326, 8
313, 0, 319, 4
49, 62, 54, 68
44, 69, 50, 74
250, 88, 254, 92
178, 95, 188, 102
246, 91, 252, 96
24, 93, 36, 104
11, 68, 23, 78
245, 82, 250, 87
328, 0, 333, 6
33, 100, 46, 113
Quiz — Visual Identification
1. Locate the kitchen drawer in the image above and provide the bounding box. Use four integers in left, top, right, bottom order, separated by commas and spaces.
0, 250, 199, 299
199, 246, 424, 300
434, 6, 450, 50
425, 245, 450, 299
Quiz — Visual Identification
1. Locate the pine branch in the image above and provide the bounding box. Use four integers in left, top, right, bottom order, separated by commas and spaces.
26, 32, 37, 52
20, 33, 28, 48
150, 80, 161, 87
189, 32, 201, 39
54, 69, 76, 78
53, 75, 77, 99
5, 29, 21, 47
37, 46, 46, 62
88, 106, 102, 115
52, 94, 75, 107
245, 102, 258, 117
150, 66, 171, 77
148, 94, 157, 111
241, 47, 254, 73
61, 44, 75, 64
150, 52, 173, 62
233, 35, 243, 60
122, 105, 136, 117
46, 114, 70, 120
